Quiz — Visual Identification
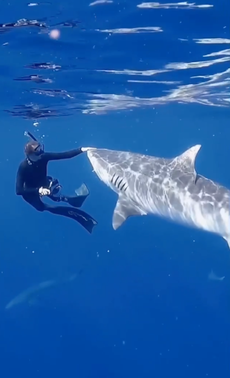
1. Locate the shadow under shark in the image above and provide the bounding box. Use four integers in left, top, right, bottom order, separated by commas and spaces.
85, 145, 230, 248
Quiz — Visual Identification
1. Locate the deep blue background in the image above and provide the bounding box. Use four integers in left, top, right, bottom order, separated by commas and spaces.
0, 1, 230, 377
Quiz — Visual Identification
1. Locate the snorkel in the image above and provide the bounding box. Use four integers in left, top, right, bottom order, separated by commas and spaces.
24, 131, 44, 163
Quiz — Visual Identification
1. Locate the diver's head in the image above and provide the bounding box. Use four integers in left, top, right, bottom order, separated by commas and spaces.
25, 140, 44, 162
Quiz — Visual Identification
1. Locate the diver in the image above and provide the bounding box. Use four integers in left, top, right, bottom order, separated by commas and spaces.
16, 132, 97, 233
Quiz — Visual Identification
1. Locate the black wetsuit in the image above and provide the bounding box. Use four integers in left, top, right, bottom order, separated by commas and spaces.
16, 148, 97, 233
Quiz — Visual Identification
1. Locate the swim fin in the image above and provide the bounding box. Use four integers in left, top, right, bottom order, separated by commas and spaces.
47, 205, 97, 233
66, 195, 88, 208
75, 183, 89, 197
65, 183, 90, 208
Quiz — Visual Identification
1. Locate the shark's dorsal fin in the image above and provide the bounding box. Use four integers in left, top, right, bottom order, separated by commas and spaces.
112, 194, 146, 230
175, 144, 201, 183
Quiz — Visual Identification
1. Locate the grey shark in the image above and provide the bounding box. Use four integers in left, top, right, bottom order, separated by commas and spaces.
5, 274, 77, 310
84, 145, 230, 247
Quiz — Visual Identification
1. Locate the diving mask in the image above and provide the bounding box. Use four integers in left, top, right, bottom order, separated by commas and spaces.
24, 131, 44, 162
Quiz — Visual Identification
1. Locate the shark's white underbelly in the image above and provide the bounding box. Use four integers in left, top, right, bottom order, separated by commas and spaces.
134, 187, 230, 241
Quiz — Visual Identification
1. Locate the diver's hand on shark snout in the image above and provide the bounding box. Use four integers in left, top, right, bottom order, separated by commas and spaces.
81, 147, 94, 153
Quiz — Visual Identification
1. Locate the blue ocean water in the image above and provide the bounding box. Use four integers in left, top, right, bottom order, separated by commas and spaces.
0, 1, 230, 377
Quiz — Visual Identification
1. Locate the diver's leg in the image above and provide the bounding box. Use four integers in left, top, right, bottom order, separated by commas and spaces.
47, 194, 84, 207
47, 194, 86, 208
23, 193, 97, 232
48, 194, 62, 203
48, 184, 89, 208
23, 194, 46, 212
48, 194, 87, 208
63, 195, 87, 208
47, 206, 97, 233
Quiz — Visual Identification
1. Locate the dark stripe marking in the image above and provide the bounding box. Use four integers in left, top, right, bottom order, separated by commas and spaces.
110, 174, 128, 192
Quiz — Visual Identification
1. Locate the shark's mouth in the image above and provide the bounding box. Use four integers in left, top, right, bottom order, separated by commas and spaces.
87, 149, 129, 194
87, 149, 111, 187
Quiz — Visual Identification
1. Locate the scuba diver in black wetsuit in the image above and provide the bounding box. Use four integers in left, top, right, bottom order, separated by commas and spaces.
16, 132, 97, 233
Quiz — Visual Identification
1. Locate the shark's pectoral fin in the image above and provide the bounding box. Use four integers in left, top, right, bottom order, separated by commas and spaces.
176, 144, 201, 184
112, 195, 146, 230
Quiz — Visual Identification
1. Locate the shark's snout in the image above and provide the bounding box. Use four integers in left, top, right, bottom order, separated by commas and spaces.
87, 149, 111, 186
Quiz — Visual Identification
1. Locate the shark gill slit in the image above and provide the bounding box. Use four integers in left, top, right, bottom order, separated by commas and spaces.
111, 174, 128, 192
117, 178, 124, 189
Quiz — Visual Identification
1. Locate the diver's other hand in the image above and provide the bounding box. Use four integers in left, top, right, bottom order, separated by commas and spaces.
39, 187, 51, 196
81, 147, 94, 153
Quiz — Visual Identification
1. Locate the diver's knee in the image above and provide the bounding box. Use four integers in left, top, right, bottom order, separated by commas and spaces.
32, 204, 45, 212
37, 207, 45, 212
43, 204, 53, 212
32, 202, 46, 212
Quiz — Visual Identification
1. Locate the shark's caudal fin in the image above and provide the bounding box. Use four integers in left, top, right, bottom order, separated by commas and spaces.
175, 145, 201, 183
112, 194, 146, 230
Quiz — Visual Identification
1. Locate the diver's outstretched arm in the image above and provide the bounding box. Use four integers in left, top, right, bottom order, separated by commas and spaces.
42, 147, 83, 161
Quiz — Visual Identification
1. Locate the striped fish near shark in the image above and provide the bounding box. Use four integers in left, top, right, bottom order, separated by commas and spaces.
83, 145, 230, 247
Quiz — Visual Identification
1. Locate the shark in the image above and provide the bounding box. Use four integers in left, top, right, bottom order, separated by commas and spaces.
84, 145, 230, 247
5, 274, 77, 310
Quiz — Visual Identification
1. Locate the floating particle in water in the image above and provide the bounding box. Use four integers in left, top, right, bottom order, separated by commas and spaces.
49, 29, 60, 40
